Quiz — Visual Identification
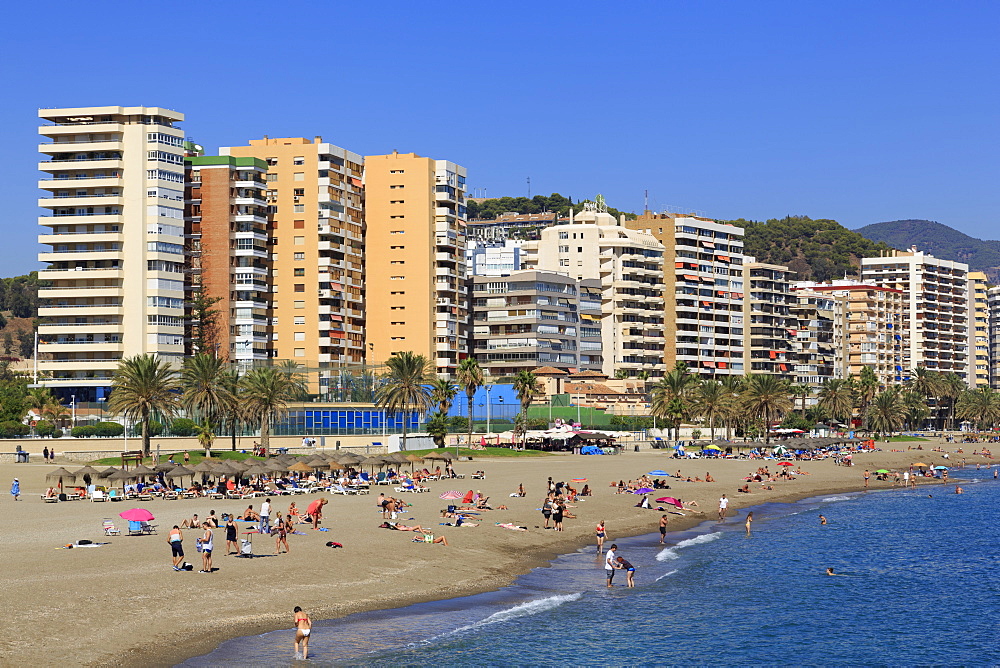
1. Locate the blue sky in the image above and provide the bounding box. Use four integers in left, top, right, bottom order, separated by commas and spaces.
5, 1, 1000, 275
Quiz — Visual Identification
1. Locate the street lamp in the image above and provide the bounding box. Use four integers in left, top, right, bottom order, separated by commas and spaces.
71, 394, 76, 428
484, 385, 492, 434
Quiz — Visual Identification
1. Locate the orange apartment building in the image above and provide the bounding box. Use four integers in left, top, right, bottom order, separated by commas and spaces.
223, 138, 365, 379
185, 155, 271, 368
364, 152, 468, 375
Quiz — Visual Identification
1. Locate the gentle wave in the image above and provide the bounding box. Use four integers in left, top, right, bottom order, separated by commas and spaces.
656, 532, 722, 561
655, 569, 680, 582
821, 495, 854, 502
444, 593, 584, 638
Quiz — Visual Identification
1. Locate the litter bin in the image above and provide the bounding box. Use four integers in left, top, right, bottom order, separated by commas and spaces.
634, 444, 640, 453
275, 448, 289, 455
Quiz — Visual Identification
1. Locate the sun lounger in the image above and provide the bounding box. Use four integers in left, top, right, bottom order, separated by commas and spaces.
90, 490, 107, 502
107, 489, 122, 501
41, 494, 59, 503
329, 484, 356, 495
102, 519, 121, 536
470, 473, 485, 480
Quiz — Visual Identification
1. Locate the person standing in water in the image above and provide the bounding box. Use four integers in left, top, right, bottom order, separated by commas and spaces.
616, 556, 636, 587
595, 520, 606, 553
658, 515, 668, 544
294, 606, 312, 659
745, 511, 753, 536
605, 544, 618, 588
718, 494, 729, 521
819, 514, 827, 525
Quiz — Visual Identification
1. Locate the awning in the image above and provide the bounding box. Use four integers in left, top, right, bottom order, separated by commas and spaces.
718, 362, 727, 369
703, 361, 716, 368
701, 241, 715, 248
683, 274, 698, 281
769, 351, 777, 359
779, 363, 788, 371
716, 255, 730, 262
330, 314, 343, 321
733, 293, 743, 298
786, 329, 797, 335
675, 262, 685, 268
701, 301, 713, 307
717, 290, 727, 296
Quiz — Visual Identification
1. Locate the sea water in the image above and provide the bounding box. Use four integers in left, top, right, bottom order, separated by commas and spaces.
182, 468, 1000, 666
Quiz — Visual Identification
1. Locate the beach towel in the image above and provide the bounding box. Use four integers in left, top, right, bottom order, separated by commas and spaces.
496, 523, 527, 531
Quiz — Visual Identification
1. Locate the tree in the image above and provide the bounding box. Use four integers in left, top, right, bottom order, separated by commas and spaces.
425, 410, 449, 446
106, 354, 179, 457
956, 387, 1000, 431
180, 353, 233, 457
817, 379, 855, 427
375, 352, 433, 451
614, 369, 630, 380
788, 384, 813, 418
650, 363, 698, 440
218, 368, 244, 451
194, 419, 216, 453
456, 357, 483, 447
865, 387, 906, 437
938, 373, 965, 431
239, 366, 303, 456
512, 370, 541, 446
901, 390, 931, 431
187, 291, 223, 356
853, 366, 880, 417
16, 329, 34, 359
907, 368, 945, 430
741, 374, 792, 445
429, 377, 458, 415
693, 380, 737, 440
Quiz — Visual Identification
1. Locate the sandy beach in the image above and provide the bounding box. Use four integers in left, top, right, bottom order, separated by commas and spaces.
0, 440, 989, 667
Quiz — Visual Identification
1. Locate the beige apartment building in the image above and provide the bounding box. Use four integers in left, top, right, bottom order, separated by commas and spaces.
526, 206, 665, 378
364, 152, 468, 375
787, 287, 844, 397
625, 213, 745, 378
223, 138, 365, 378
861, 249, 969, 381
743, 259, 794, 378
967, 271, 989, 387
796, 281, 907, 386
37, 106, 187, 401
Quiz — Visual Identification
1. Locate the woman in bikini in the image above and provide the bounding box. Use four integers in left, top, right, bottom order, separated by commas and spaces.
294, 606, 312, 660
595, 520, 607, 553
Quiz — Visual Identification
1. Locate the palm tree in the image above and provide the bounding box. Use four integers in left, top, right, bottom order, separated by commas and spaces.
429, 377, 458, 415
907, 367, 944, 429
375, 351, 433, 451
107, 354, 179, 457
194, 418, 216, 453
512, 370, 541, 446
853, 366, 880, 417
218, 367, 244, 451
239, 367, 301, 456
938, 372, 965, 431
817, 379, 855, 428
693, 380, 737, 440
901, 390, 931, 431
956, 387, 1000, 431
456, 357, 483, 447
718, 375, 746, 440
741, 374, 792, 445
865, 387, 906, 437
650, 364, 699, 440
180, 353, 233, 457
425, 410, 449, 446
788, 384, 812, 418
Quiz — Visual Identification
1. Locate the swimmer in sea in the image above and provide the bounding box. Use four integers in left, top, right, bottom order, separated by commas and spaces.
826, 567, 835, 576
955, 486, 964, 494
819, 515, 827, 525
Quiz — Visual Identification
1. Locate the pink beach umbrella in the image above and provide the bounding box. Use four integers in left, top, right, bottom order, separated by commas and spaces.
655, 497, 683, 509
119, 508, 155, 522
439, 491, 463, 500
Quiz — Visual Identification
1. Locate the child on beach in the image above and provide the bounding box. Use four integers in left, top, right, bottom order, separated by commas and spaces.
616, 556, 636, 587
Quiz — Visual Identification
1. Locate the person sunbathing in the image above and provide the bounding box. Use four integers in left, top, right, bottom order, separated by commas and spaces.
413, 529, 448, 546
44, 487, 57, 499
475, 496, 492, 510
181, 514, 200, 529
738, 484, 751, 493
706, 473, 715, 482
240, 505, 260, 521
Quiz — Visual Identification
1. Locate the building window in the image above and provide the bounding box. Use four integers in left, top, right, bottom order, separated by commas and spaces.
390, 260, 405, 265
390, 291, 405, 295
294, 268, 305, 276
390, 245, 404, 249
559, 246, 569, 253
390, 200, 404, 204
294, 316, 305, 325
293, 220, 305, 229
293, 173, 305, 181
294, 284, 305, 292
293, 205, 305, 213
559, 231, 568, 239
390, 170, 405, 174
391, 276, 404, 280
294, 252, 305, 260
294, 332, 305, 341
390, 230, 404, 234
294, 301, 305, 309
266, 173, 278, 182
390, 215, 405, 219
293, 188, 305, 196
294, 236, 305, 245
390, 185, 404, 189
293, 157, 305, 165
294, 348, 305, 357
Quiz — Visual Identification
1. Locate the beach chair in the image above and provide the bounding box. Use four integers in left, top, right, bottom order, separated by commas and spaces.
330, 484, 356, 495
41, 493, 59, 503
374, 472, 390, 485
139, 521, 157, 534
90, 490, 107, 502
107, 489, 122, 501
471, 472, 485, 480
102, 519, 121, 536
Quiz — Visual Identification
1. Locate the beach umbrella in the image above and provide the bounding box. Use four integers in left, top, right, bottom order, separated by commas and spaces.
107, 468, 136, 481
337, 453, 365, 465
702, 445, 723, 451
245, 465, 270, 477
265, 460, 287, 472
305, 456, 327, 466
876, 469, 890, 474
387, 452, 410, 464
647, 470, 668, 476
933, 465, 949, 470
439, 490, 463, 500
46, 467, 76, 481
98, 467, 119, 478
633, 487, 654, 494
570, 478, 588, 483
327, 462, 345, 472
73, 465, 101, 478
361, 455, 387, 467
912, 462, 929, 467
153, 462, 176, 472
119, 508, 155, 522
131, 464, 156, 477
166, 465, 195, 484
192, 461, 217, 473
656, 497, 683, 509
405, 454, 425, 463
424, 451, 455, 461
289, 462, 314, 474
777, 462, 794, 467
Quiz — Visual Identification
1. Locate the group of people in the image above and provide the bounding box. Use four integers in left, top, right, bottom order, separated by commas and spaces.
604, 544, 636, 587
541, 478, 578, 531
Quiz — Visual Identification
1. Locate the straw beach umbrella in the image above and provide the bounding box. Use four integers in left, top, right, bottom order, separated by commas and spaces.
131, 464, 157, 478
98, 467, 119, 479
106, 468, 136, 482
288, 461, 314, 474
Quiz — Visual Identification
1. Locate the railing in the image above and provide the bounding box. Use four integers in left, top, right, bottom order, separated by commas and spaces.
39, 230, 120, 236
39, 139, 122, 145
41, 175, 122, 181
38, 267, 121, 272
41, 157, 122, 163
41, 285, 120, 290
48, 193, 121, 198
39, 322, 120, 326
39, 304, 122, 308
50, 212, 121, 217
42, 340, 121, 345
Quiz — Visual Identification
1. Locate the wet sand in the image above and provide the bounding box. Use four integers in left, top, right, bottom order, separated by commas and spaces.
0, 440, 988, 666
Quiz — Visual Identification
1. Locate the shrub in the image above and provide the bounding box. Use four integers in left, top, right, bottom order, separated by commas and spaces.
0, 421, 29, 438
93, 421, 125, 438
448, 416, 469, 431
169, 418, 197, 437
35, 421, 55, 437
71, 425, 97, 438
52, 429, 63, 439
148, 420, 164, 437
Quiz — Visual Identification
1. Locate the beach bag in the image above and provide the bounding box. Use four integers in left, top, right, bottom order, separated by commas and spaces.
181, 562, 194, 571
325, 541, 343, 548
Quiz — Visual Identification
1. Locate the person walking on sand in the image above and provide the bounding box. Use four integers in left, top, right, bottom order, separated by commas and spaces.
196, 522, 214, 573
10, 478, 19, 501
552, 500, 565, 531
167, 525, 184, 570
658, 515, 668, 544
225, 517, 238, 555
541, 495, 553, 529
605, 544, 618, 588
863, 469, 870, 488
745, 511, 753, 536
294, 606, 312, 660
274, 514, 290, 554
718, 494, 729, 521
595, 520, 607, 553
260, 498, 271, 535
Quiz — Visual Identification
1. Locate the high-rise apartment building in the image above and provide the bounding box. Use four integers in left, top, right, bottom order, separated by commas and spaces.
787, 287, 843, 395
223, 138, 365, 380
469, 271, 602, 376
185, 155, 271, 369
625, 213, 745, 378
988, 286, 1000, 389
967, 271, 990, 387
861, 249, 969, 381
526, 206, 665, 378
37, 106, 187, 401
364, 152, 469, 375
742, 259, 794, 378
796, 281, 907, 385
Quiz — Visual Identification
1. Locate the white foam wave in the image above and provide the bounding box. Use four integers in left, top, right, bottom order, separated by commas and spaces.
655, 569, 679, 582
655, 532, 722, 561
821, 495, 853, 502
446, 593, 583, 636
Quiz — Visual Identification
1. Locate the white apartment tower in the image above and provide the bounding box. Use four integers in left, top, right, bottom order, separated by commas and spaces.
861, 249, 970, 382
37, 106, 187, 402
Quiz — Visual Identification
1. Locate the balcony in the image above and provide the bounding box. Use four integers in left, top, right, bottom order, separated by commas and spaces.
39, 341, 124, 354
38, 266, 122, 279
39, 285, 122, 299
38, 232, 123, 245
39, 158, 124, 173
39, 140, 124, 154
39, 250, 123, 263
38, 321, 121, 334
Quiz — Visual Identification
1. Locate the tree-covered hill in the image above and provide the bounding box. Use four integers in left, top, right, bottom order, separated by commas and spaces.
467, 193, 636, 221
855, 219, 1000, 281
723, 216, 893, 282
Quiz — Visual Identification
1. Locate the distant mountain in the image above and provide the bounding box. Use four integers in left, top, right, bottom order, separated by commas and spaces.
722, 216, 891, 282
855, 220, 1000, 282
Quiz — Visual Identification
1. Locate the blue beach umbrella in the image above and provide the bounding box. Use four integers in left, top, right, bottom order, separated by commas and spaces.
648, 470, 668, 476
933, 466, 949, 470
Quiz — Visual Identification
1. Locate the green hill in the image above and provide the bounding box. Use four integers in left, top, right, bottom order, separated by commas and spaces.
467, 193, 636, 221
855, 219, 1000, 281
722, 216, 892, 282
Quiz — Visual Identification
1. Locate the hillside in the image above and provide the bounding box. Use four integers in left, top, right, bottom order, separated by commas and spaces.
855, 219, 1000, 281
722, 216, 892, 282
467, 193, 636, 221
